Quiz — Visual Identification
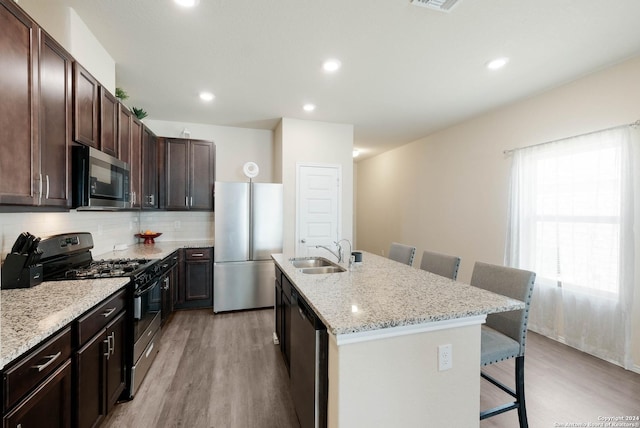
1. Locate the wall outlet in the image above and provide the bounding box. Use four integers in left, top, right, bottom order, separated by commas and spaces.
438, 344, 452, 371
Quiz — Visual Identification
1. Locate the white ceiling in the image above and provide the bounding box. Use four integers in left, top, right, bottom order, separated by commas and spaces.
49, 0, 640, 160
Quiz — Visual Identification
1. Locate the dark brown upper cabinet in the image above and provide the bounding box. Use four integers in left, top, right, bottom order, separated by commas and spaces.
0, 0, 40, 206
130, 118, 143, 208
100, 87, 118, 157
73, 62, 99, 148
38, 30, 73, 207
142, 127, 158, 209
0, 0, 72, 208
163, 138, 215, 210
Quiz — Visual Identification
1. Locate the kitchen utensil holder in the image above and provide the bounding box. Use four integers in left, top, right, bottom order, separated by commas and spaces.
1, 253, 43, 289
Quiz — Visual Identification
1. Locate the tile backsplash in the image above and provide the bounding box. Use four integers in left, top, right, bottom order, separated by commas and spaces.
0, 210, 214, 262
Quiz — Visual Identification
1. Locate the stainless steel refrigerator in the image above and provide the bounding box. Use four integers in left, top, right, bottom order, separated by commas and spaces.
214, 181, 283, 312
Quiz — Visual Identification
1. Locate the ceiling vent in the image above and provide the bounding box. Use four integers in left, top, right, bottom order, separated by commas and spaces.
410, 0, 460, 12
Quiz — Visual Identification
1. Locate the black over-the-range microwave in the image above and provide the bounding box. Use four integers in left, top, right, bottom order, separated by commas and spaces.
72, 145, 130, 210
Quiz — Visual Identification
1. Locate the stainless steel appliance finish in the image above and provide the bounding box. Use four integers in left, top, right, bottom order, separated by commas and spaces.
214, 181, 283, 312
290, 288, 328, 428
72, 145, 130, 210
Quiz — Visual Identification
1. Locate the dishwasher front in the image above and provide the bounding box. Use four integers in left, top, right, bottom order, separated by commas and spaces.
290, 288, 328, 428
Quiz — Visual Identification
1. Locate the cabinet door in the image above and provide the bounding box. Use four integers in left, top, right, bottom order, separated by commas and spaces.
130, 118, 142, 208
185, 259, 213, 307
165, 139, 189, 210
118, 104, 132, 163
75, 330, 107, 428
161, 266, 177, 326
175, 249, 213, 309
0, 0, 39, 205
189, 140, 215, 210
105, 311, 126, 412
38, 30, 72, 207
142, 127, 158, 209
73, 63, 99, 148
100, 87, 118, 157
4, 360, 72, 428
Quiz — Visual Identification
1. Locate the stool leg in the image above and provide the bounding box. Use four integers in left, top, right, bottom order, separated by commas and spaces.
515, 355, 528, 428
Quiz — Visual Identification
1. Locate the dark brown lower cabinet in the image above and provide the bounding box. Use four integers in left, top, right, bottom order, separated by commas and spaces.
3, 360, 72, 428
175, 248, 213, 309
75, 310, 126, 428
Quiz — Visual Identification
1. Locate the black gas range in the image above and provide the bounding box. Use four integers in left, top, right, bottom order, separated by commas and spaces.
39, 233, 159, 286
37, 232, 172, 399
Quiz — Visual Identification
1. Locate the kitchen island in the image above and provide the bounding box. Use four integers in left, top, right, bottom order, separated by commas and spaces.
272, 251, 525, 427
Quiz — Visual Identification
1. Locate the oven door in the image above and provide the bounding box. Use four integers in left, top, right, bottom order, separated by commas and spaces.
133, 276, 162, 341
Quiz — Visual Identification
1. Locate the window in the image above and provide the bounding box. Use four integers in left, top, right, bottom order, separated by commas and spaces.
506, 125, 636, 368
530, 142, 622, 295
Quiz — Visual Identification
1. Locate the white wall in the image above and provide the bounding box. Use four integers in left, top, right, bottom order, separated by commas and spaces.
356, 55, 640, 369
276, 118, 354, 255
145, 120, 274, 183
18, 1, 116, 93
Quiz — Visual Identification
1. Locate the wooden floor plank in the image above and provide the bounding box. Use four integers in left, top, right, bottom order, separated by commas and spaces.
102, 310, 640, 428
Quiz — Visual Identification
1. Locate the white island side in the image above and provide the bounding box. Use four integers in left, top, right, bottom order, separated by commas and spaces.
272, 252, 525, 428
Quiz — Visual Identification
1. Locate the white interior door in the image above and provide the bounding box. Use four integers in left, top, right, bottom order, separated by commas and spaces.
296, 164, 341, 257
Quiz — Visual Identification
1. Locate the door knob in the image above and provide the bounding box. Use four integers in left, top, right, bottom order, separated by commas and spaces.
301, 239, 306, 243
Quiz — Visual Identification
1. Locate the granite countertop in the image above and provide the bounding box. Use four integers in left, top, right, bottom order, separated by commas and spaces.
272, 251, 525, 336
0, 278, 129, 369
1, 240, 214, 370
95, 240, 214, 260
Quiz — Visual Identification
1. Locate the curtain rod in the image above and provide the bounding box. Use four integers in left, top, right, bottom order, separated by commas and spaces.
503, 119, 640, 155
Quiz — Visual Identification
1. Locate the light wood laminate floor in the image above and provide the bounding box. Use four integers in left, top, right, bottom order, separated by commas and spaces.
103, 309, 640, 428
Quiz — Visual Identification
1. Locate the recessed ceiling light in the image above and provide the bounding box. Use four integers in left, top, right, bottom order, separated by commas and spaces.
174, 0, 199, 7
486, 57, 509, 70
323, 59, 342, 73
199, 92, 215, 101
303, 103, 316, 112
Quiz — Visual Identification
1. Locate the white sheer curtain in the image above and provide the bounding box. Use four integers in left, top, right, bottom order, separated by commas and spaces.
506, 126, 637, 369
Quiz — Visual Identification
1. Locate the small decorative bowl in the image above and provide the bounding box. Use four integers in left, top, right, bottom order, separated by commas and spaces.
135, 232, 162, 245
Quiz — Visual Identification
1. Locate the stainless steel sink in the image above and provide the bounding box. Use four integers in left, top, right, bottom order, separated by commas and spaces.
299, 266, 346, 274
290, 257, 346, 274
290, 257, 335, 268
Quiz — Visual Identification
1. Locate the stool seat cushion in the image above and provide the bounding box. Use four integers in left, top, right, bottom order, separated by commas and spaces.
481, 325, 520, 366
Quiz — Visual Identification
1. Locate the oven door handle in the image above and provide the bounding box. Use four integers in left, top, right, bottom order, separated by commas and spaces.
134, 278, 160, 297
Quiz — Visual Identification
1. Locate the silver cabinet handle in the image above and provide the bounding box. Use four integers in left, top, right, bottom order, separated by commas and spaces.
191, 253, 204, 257
150, 194, 155, 205
190, 196, 193, 206
102, 307, 117, 318
38, 173, 43, 199
46, 174, 50, 199
109, 332, 116, 355
186, 196, 189, 207
103, 338, 110, 360
31, 351, 61, 372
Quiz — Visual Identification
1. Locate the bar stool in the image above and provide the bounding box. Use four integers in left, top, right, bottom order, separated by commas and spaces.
470, 261, 536, 428
388, 242, 416, 266
419, 250, 461, 280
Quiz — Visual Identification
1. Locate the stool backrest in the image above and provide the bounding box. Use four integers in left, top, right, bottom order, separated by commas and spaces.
470, 262, 536, 355
419, 250, 461, 280
388, 242, 416, 266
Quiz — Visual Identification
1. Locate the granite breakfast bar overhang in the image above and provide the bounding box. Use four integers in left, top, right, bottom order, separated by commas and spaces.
272, 251, 525, 428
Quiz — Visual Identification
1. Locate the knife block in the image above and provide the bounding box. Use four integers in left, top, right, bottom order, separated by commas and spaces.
1, 253, 43, 289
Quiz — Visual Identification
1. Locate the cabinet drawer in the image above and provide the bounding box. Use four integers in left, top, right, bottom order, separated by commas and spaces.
4, 327, 72, 411
184, 248, 212, 261
77, 289, 126, 345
